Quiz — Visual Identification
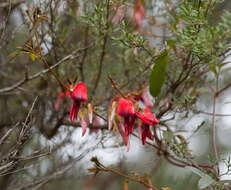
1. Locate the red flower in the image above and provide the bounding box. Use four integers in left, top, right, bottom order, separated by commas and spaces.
117, 98, 135, 135
136, 107, 158, 145
69, 82, 88, 121
117, 98, 135, 151
133, 0, 145, 28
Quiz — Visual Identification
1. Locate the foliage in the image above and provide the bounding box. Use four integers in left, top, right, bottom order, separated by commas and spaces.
1, 0, 231, 189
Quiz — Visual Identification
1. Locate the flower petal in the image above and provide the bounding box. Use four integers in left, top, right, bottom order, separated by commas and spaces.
80, 118, 88, 136
69, 101, 80, 121
117, 98, 134, 117
71, 82, 88, 102
108, 101, 117, 130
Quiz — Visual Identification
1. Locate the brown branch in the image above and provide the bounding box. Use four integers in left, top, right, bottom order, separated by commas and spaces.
91, 158, 159, 190
0, 46, 90, 94
91, 0, 110, 97
0, 0, 25, 9
217, 82, 231, 96
79, 26, 89, 82
10, 142, 100, 190
212, 76, 219, 174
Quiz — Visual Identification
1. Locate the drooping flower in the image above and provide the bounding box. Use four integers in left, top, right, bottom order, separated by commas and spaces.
69, 82, 88, 121
117, 98, 135, 151
133, 0, 145, 28
136, 107, 158, 145
117, 98, 135, 135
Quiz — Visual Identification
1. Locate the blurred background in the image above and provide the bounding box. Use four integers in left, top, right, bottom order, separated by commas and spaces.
1, 0, 231, 189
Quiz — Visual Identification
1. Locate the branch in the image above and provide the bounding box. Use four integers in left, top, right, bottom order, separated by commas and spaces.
10, 143, 100, 190
0, 0, 25, 9
0, 46, 91, 94
91, 0, 110, 97
212, 79, 219, 174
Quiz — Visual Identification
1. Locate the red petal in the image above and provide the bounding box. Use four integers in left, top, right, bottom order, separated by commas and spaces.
71, 82, 88, 102
133, 0, 145, 27
142, 89, 153, 108
144, 107, 159, 125
138, 123, 142, 140
118, 121, 129, 148
142, 129, 147, 145
135, 111, 152, 125
117, 98, 134, 117
80, 118, 88, 136
69, 101, 80, 121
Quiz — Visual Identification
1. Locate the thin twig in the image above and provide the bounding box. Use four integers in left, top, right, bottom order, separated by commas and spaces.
0, 46, 90, 94
91, 0, 110, 96
212, 75, 219, 174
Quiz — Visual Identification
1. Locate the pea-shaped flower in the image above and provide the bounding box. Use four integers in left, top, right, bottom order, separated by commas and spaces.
69, 82, 88, 121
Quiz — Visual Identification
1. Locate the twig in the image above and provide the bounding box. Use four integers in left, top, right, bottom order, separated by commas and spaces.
212, 75, 219, 174
217, 82, 231, 96
92, 0, 110, 96
0, 122, 19, 145
79, 26, 89, 82
0, 46, 90, 94
108, 75, 126, 98
10, 143, 100, 190
91, 158, 159, 190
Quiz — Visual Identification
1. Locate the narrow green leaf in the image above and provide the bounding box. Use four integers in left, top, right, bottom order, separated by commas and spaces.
8, 51, 18, 57
149, 50, 168, 97
186, 166, 216, 189
30, 53, 37, 62
198, 176, 215, 189
186, 166, 206, 177
210, 65, 217, 76
193, 121, 205, 134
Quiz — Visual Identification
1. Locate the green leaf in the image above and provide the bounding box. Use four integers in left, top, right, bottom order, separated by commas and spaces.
149, 50, 168, 97
193, 121, 205, 134
198, 176, 215, 189
8, 51, 18, 57
30, 53, 37, 62
186, 166, 206, 177
186, 166, 216, 189
210, 65, 217, 76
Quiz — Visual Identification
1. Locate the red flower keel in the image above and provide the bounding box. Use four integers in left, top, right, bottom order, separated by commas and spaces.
69, 101, 80, 122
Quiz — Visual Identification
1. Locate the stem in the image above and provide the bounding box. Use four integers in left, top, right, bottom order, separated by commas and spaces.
26, 10, 67, 91
79, 26, 89, 82
91, 0, 110, 96
212, 75, 219, 174
34, 28, 67, 91
101, 167, 159, 190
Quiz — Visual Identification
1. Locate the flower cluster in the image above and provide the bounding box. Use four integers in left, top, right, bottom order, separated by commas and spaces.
109, 97, 159, 151
56, 81, 158, 151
